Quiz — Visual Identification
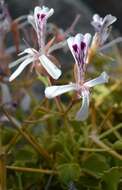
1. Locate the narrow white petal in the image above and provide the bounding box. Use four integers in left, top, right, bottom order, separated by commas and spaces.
9, 57, 34, 82
84, 33, 92, 47
76, 90, 90, 121
9, 55, 29, 68
67, 36, 76, 60
93, 14, 101, 22
34, 6, 42, 17
103, 14, 117, 27
40, 6, 54, 18
67, 36, 74, 47
46, 8, 54, 18
39, 55, 62, 79
18, 48, 37, 56
84, 33, 92, 62
48, 40, 67, 54
28, 15, 36, 31
45, 83, 77, 99
74, 33, 83, 48
84, 72, 109, 88
34, 6, 41, 31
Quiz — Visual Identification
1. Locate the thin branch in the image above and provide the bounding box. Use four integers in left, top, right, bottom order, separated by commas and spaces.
2, 107, 50, 161
90, 132, 122, 160
7, 166, 57, 175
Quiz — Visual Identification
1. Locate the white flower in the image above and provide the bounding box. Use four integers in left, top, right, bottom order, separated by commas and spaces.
45, 72, 109, 121
9, 48, 61, 81
91, 14, 117, 45
9, 6, 62, 82
45, 33, 109, 121
67, 33, 91, 83
28, 6, 54, 53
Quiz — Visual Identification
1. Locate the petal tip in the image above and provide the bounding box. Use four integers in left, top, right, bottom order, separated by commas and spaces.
9, 76, 14, 82
45, 88, 51, 98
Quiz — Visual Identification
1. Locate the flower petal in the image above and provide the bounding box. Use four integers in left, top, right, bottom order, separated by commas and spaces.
93, 14, 101, 23
76, 90, 90, 121
84, 33, 92, 47
9, 57, 34, 82
28, 15, 36, 31
67, 36, 76, 61
84, 72, 109, 87
42, 6, 54, 18
45, 83, 77, 99
74, 33, 83, 48
39, 55, 62, 79
18, 48, 37, 56
103, 14, 117, 28
9, 55, 29, 68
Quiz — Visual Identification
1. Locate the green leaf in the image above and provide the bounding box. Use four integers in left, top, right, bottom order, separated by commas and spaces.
2, 127, 15, 145
13, 145, 37, 164
80, 175, 100, 189
101, 167, 122, 190
57, 163, 81, 185
81, 153, 109, 177
113, 140, 122, 150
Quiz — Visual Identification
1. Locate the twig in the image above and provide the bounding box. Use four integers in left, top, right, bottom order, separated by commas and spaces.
7, 166, 57, 175
99, 123, 122, 139
90, 132, 122, 160
98, 109, 121, 140
5, 101, 45, 153
2, 107, 50, 161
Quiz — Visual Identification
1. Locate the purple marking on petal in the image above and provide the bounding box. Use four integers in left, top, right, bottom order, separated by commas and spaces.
37, 13, 46, 22
72, 44, 78, 52
41, 14, 46, 20
81, 42, 86, 50
37, 13, 40, 19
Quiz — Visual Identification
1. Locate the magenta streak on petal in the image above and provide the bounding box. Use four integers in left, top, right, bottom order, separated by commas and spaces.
37, 14, 40, 19
80, 41, 86, 50
41, 14, 46, 20
72, 44, 78, 52
36, 13, 46, 52
72, 44, 85, 83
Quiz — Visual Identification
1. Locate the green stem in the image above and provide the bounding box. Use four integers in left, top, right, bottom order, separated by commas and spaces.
7, 166, 57, 175
80, 147, 107, 152
16, 173, 23, 190
99, 123, 122, 139
2, 107, 50, 161
90, 132, 122, 160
